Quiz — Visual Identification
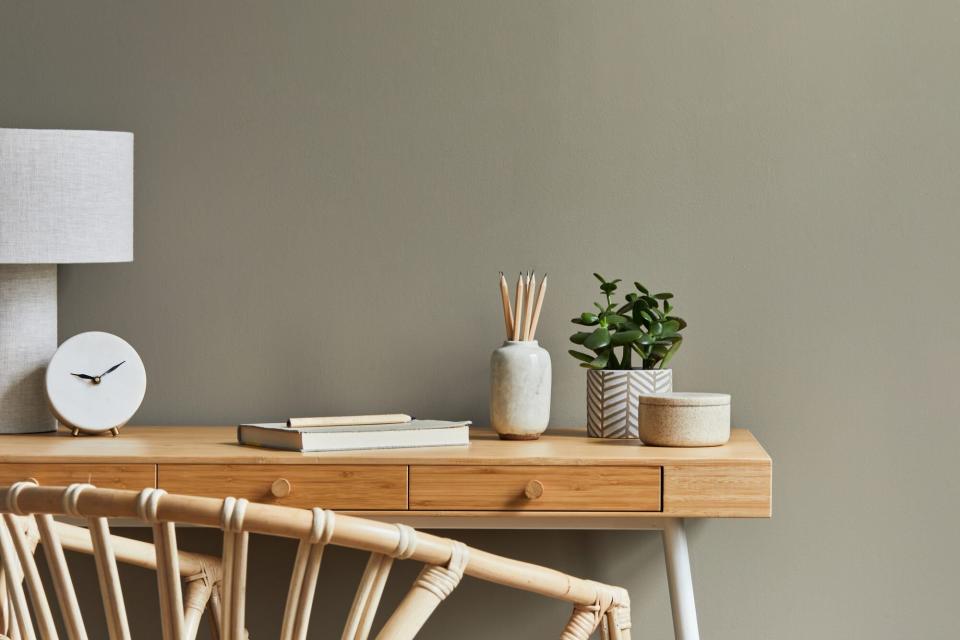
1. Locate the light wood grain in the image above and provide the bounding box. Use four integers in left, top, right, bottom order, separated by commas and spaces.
0, 426, 771, 518
662, 463, 772, 517
0, 426, 769, 466
159, 464, 407, 510
410, 466, 661, 511
0, 464, 154, 490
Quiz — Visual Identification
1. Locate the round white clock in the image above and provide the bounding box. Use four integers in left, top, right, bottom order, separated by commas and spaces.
45, 332, 147, 436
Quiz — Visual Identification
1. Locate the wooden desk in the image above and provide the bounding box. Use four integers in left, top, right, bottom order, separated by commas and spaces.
0, 426, 772, 640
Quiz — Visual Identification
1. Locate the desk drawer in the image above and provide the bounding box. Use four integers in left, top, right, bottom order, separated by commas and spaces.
410, 465, 661, 511
159, 464, 407, 510
0, 464, 155, 490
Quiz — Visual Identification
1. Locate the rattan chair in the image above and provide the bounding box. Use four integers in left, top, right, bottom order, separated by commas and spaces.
0, 516, 224, 640
0, 482, 631, 640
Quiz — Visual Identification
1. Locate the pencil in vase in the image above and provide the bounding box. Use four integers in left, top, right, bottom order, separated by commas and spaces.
490, 271, 551, 440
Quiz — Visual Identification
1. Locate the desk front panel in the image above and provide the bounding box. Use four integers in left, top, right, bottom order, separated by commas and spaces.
159, 464, 408, 510
409, 465, 662, 512
0, 463, 156, 491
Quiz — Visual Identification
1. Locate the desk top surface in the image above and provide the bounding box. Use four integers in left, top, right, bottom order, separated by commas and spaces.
0, 425, 771, 466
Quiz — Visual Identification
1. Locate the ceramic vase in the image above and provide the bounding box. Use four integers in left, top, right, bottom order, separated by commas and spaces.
586, 368, 672, 438
490, 341, 551, 440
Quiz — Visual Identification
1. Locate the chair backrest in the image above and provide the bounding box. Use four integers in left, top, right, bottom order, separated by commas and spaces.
0, 482, 631, 640
0, 517, 222, 640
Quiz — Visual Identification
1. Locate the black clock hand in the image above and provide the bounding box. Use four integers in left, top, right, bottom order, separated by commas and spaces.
70, 372, 97, 380
99, 361, 126, 377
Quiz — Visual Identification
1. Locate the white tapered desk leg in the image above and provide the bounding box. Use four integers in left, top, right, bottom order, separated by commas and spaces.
662, 518, 700, 640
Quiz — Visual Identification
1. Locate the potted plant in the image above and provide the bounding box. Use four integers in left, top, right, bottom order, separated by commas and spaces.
569, 274, 687, 438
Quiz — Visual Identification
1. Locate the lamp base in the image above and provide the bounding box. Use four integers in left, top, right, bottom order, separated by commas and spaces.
0, 264, 57, 434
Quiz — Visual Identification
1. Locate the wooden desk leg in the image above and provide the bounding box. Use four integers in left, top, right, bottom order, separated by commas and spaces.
662, 518, 700, 640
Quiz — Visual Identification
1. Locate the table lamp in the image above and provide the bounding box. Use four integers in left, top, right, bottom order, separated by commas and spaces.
0, 128, 133, 434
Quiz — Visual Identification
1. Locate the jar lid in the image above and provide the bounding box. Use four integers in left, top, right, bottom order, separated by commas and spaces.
638, 392, 731, 407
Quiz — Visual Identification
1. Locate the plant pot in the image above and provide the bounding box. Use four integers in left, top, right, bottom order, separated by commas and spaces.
490, 341, 552, 440
586, 368, 672, 438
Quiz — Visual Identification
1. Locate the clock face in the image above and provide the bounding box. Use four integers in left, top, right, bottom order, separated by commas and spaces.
45, 332, 147, 434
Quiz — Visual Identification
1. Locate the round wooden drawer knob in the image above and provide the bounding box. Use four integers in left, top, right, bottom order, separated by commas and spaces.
270, 478, 292, 498
524, 479, 544, 500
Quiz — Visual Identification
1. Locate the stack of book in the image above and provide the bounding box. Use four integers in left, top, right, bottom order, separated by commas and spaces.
237, 413, 470, 452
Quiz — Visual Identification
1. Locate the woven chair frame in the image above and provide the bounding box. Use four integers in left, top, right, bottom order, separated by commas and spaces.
0, 516, 224, 640
0, 483, 632, 640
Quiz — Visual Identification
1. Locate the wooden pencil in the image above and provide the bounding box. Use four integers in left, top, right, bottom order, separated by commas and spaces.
498, 272, 514, 340
512, 272, 524, 341
529, 273, 547, 340
523, 272, 536, 340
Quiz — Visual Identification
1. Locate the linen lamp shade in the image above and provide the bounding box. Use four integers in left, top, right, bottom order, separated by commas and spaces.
0, 128, 133, 433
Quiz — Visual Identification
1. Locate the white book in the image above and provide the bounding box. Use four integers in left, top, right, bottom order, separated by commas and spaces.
237, 419, 470, 452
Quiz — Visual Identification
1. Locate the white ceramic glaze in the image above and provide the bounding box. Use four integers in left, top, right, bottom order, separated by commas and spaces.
490, 341, 551, 440
586, 368, 672, 438
638, 392, 731, 447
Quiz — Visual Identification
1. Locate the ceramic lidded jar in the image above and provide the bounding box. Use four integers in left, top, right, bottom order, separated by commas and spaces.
490, 341, 551, 440
638, 392, 731, 447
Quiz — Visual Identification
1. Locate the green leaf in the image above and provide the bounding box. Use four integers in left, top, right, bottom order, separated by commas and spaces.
662, 319, 681, 334
650, 321, 663, 336
631, 342, 650, 357
587, 351, 610, 369
573, 313, 599, 326
634, 282, 649, 294
593, 273, 608, 283
641, 296, 659, 308
669, 317, 688, 330
664, 301, 673, 314
611, 330, 643, 345
638, 334, 654, 346
584, 327, 611, 350
570, 332, 591, 345
625, 293, 639, 302
600, 282, 618, 294
654, 292, 674, 300
594, 302, 605, 312
603, 314, 629, 325
660, 339, 683, 368
568, 350, 594, 363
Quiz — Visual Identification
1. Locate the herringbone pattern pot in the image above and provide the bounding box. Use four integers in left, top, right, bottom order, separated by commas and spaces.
586, 369, 673, 438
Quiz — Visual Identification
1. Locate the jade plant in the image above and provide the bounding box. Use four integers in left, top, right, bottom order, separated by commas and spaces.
568, 274, 686, 370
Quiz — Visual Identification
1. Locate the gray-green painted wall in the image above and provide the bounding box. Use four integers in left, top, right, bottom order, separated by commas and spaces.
2, 1, 957, 637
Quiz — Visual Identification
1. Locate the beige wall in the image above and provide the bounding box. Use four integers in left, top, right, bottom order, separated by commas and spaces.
3, 1, 958, 637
